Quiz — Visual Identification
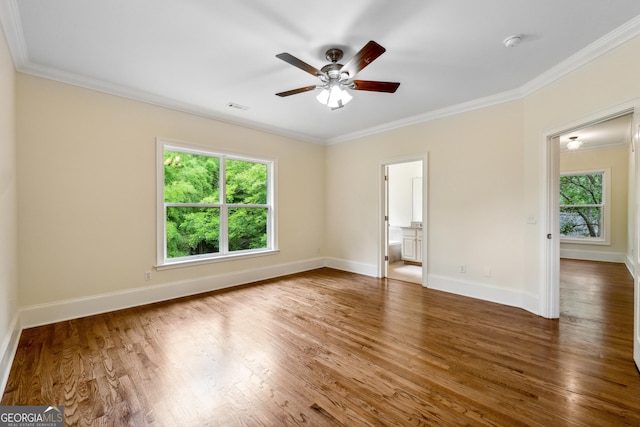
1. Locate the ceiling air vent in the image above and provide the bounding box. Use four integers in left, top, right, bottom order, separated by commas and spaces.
227, 102, 249, 111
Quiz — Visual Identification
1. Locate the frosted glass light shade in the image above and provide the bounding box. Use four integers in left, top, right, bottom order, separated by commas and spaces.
567, 139, 583, 150
316, 85, 352, 109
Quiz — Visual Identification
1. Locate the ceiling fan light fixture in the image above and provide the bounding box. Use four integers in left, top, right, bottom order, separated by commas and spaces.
276, 41, 398, 109
316, 84, 352, 109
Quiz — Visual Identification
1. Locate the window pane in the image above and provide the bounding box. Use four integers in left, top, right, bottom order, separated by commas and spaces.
228, 207, 267, 251
560, 173, 602, 205
560, 206, 602, 238
164, 151, 220, 203
166, 207, 220, 258
226, 159, 267, 204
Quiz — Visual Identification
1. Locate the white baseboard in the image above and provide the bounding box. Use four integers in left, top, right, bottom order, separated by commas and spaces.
625, 254, 634, 276
20, 257, 326, 329
1, 257, 326, 395
0, 312, 21, 395
325, 259, 538, 315
427, 274, 527, 312
3, 256, 540, 395
560, 248, 626, 263
521, 291, 541, 317
324, 257, 378, 277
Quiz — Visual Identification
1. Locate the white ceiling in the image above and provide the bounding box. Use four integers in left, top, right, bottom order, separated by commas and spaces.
2, 0, 640, 144
559, 113, 633, 152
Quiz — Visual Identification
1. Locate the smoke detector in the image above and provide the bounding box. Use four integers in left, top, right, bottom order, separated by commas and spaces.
503, 35, 522, 48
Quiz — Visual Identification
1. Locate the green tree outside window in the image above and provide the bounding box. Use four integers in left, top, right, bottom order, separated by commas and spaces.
559, 172, 603, 238
163, 149, 270, 260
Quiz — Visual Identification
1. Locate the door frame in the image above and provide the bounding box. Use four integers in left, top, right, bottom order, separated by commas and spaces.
541, 101, 640, 370
632, 104, 640, 369
378, 153, 429, 286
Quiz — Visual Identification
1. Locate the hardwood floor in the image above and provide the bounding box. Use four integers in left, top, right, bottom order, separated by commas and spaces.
2, 259, 639, 426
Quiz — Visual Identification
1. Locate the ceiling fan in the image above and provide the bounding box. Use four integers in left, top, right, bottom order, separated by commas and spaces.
275, 40, 400, 110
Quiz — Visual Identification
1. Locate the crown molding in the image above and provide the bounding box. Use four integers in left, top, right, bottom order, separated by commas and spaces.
18, 61, 325, 145
2, 0, 640, 146
0, 0, 323, 145
560, 139, 629, 153
519, 14, 640, 97
0, 0, 27, 67
329, 15, 640, 145
325, 89, 523, 145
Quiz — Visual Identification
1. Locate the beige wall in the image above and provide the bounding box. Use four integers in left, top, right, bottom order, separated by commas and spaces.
9, 31, 640, 321
16, 74, 325, 306
326, 100, 526, 293
522, 36, 640, 305
560, 145, 629, 258
326, 35, 640, 314
0, 25, 18, 379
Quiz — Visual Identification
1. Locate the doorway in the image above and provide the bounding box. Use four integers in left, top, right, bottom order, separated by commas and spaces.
545, 109, 634, 316
543, 106, 639, 370
380, 156, 427, 285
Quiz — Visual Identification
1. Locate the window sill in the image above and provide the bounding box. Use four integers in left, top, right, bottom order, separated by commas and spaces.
560, 237, 609, 246
156, 249, 280, 271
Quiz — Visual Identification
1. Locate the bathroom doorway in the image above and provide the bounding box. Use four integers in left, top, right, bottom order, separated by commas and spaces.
381, 156, 426, 285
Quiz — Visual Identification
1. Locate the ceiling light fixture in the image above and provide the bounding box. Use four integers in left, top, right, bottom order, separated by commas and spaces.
316, 82, 353, 109
275, 42, 400, 110
567, 136, 583, 150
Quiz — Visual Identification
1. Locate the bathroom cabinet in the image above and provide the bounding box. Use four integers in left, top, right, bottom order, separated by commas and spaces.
401, 227, 422, 263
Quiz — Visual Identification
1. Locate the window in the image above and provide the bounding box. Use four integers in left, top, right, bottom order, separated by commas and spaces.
157, 139, 276, 267
559, 169, 609, 244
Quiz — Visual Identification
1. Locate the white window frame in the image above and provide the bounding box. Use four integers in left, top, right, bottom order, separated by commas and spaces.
559, 168, 610, 246
156, 138, 278, 269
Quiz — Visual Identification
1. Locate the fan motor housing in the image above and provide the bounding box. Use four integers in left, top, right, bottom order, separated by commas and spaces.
322, 48, 347, 79
324, 48, 344, 63
321, 62, 344, 78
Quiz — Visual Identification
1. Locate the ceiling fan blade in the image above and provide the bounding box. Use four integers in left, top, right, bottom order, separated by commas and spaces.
341, 41, 386, 78
276, 53, 323, 77
351, 80, 400, 93
275, 85, 318, 97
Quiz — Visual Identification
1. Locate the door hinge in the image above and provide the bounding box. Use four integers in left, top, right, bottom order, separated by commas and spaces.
385, 255, 389, 261
385, 215, 388, 221
547, 233, 552, 239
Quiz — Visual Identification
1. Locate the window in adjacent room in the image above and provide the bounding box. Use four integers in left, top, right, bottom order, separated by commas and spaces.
559, 169, 609, 244
157, 139, 276, 267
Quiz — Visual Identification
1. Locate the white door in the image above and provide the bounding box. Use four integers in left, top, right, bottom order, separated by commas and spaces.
384, 165, 390, 276
547, 136, 560, 319
633, 108, 640, 370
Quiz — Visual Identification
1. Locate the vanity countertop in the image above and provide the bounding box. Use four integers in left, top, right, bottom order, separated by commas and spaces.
401, 221, 423, 229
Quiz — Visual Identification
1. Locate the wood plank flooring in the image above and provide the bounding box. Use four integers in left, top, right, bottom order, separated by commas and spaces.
2, 259, 639, 426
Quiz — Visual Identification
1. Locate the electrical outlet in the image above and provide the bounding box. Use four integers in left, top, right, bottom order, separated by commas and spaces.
459, 264, 466, 273
144, 271, 152, 281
